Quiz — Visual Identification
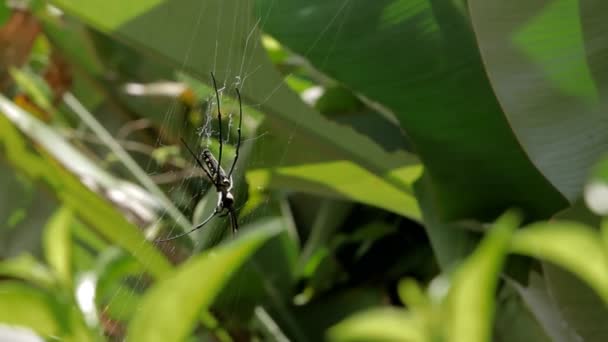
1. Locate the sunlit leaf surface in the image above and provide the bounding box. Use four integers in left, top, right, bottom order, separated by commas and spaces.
511, 221, 608, 303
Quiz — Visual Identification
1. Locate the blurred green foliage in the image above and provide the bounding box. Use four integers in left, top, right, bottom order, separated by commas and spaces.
0, 1, 607, 341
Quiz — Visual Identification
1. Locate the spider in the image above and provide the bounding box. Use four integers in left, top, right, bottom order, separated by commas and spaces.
157, 72, 242, 242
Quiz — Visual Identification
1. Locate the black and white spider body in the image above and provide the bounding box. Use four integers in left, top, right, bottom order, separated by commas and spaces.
157, 72, 242, 242
201, 149, 235, 214
202, 149, 232, 192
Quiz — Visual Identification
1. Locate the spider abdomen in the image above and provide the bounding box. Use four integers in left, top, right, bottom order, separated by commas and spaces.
202, 149, 222, 175
201, 149, 231, 191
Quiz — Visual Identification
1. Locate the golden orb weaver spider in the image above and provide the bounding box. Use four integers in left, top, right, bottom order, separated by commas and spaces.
157, 72, 242, 242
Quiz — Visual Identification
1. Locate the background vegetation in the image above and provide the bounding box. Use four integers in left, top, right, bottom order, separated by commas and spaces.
1, 0, 607, 341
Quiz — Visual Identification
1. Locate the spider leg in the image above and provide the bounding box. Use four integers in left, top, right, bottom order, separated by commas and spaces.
229, 209, 239, 235
156, 208, 220, 242
228, 88, 242, 178
180, 138, 214, 181
210, 72, 223, 184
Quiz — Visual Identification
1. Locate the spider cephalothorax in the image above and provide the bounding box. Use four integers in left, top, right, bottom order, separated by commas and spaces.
157, 72, 242, 241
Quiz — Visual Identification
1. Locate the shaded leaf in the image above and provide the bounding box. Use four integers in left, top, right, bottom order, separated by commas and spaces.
543, 263, 608, 342
498, 274, 572, 342
414, 174, 479, 271
214, 219, 298, 323
257, 0, 567, 220
0, 160, 55, 259
294, 288, 383, 342
548, 199, 608, 341
469, 0, 608, 202
298, 199, 353, 275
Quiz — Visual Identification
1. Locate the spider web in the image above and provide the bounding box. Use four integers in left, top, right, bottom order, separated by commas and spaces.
100, 0, 355, 337
147, 0, 353, 248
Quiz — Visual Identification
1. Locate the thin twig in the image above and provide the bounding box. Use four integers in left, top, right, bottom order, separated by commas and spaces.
116, 118, 153, 140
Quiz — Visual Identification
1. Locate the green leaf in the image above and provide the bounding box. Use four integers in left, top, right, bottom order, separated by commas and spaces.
0, 2, 10, 24
327, 308, 423, 342
257, 0, 567, 220
447, 210, 522, 342
0, 159, 56, 259
548, 200, 608, 341
10, 68, 53, 112
127, 225, 281, 342
0, 254, 55, 288
99, 283, 141, 322
498, 273, 573, 342
40, 14, 105, 78
247, 159, 422, 220
214, 218, 298, 319
315, 86, 364, 115
0, 281, 94, 341
542, 264, 608, 342
469, 0, 608, 204
43, 206, 73, 286
93, 248, 144, 321
511, 221, 608, 303
414, 174, 479, 271
0, 282, 64, 338
298, 199, 353, 272
294, 288, 383, 342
